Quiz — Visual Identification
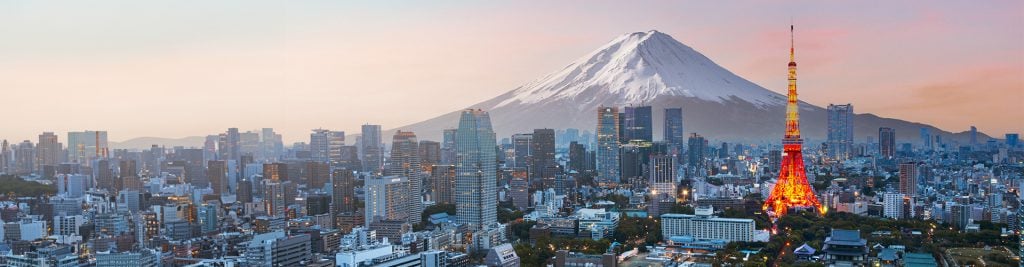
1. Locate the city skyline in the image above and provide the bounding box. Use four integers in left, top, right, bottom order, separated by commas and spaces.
0, 1, 1021, 143
0, 3, 1018, 264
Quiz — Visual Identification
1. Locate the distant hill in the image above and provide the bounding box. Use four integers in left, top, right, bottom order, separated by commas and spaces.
396, 30, 994, 144
110, 136, 206, 150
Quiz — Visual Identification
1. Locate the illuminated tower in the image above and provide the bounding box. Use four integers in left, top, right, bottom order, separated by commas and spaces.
763, 25, 824, 219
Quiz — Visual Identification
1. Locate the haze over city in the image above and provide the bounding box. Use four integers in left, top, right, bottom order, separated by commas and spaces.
1, 2, 1023, 267
1, 1, 1021, 142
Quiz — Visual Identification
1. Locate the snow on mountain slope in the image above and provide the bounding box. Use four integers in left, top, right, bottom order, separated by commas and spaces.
495, 30, 786, 109
395, 30, 984, 144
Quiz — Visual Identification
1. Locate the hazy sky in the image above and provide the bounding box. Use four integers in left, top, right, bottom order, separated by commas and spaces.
1, 1, 1021, 143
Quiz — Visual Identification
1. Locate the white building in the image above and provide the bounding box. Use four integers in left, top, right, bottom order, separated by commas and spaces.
576, 208, 620, 240
364, 176, 410, 226
335, 244, 394, 267
661, 206, 755, 242
883, 193, 907, 219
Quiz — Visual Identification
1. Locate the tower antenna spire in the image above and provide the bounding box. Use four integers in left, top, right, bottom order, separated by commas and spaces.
790, 24, 795, 62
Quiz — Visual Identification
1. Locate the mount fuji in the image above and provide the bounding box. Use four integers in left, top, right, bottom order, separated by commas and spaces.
397, 30, 985, 143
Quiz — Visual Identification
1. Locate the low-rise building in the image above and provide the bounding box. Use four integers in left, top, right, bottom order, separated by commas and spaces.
660, 206, 755, 242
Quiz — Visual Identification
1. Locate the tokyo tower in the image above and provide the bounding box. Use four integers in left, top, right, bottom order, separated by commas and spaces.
762, 25, 826, 220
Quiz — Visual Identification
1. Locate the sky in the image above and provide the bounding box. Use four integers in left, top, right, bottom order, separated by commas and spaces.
0, 1, 1021, 143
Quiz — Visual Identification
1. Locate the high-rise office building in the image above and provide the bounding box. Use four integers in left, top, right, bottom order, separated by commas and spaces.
364, 176, 411, 226
338, 146, 361, 171
568, 142, 589, 173
264, 163, 288, 182
389, 130, 423, 224
332, 169, 357, 214
208, 160, 227, 195
454, 109, 497, 230
263, 181, 289, 217
919, 128, 932, 151
261, 128, 283, 161
898, 162, 919, 196
826, 104, 854, 161
204, 135, 218, 163
686, 133, 707, 177
306, 193, 331, 216
878, 127, 896, 159
623, 105, 653, 142
511, 133, 532, 170
970, 126, 978, 147
361, 124, 383, 173
0, 140, 10, 174
219, 128, 241, 162
510, 177, 529, 211
239, 131, 261, 159
310, 129, 345, 164
244, 231, 311, 267
119, 160, 139, 192
430, 165, 456, 205
93, 159, 115, 192
596, 106, 620, 184
307, 161, 330, 190
531, 129, 556, 179
14, 141, 35, 175
237, 179, 254, 203
418, 140, 441, 170
67, 130, 108, 164
649, 155, 676, 197
441, 129, 458, 165
1006, 133, 1019, 148
35, 132, 62, 173
664, 108, 684, 155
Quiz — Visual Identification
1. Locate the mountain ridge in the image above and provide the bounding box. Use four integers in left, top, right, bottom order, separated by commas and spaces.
394, 30, 993, 144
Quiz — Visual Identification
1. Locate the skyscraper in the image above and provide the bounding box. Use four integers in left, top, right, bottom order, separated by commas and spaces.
531, 129, 556, 179
310, 129, 345, 164
826, 104, 854, 161
361, 124, 383, 173
568, 142, 589, 173
306, 194, 331, 216
623, 105, 653, 142
263, 163, 288, 182
221, 128, 241, 162
511, 133, 532, 170
919, 128, 932, 151
307, 161, 330, 190
441, 129, 458, 165
261, 128, 283, 161
418, 140, 441, 170
389, 130, 423, 224
364, 176, 410, 226
332, 169, 357, 214
34, 132, 61, 175
14, 141, 35, 175
686, 133, 706, 177
899, 162, 919, 196
239, 131, 261, 159
1006, 133, 1019, 148
455, 109, 497, 230
649, 155, 677, 197
969, 126, 978, 147
596, 106, 620, 184
663, 108, 684, 155
262, 181, 288, 218
67, 130, 108, 164
878, 127, 896, 159
208, 160, 227, 195
430, 165, 456, 205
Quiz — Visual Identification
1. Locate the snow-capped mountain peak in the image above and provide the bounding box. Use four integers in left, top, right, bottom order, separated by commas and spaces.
495, 30, 786, 109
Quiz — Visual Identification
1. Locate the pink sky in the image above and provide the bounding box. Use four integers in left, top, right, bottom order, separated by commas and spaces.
0, 1, 1020, 143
